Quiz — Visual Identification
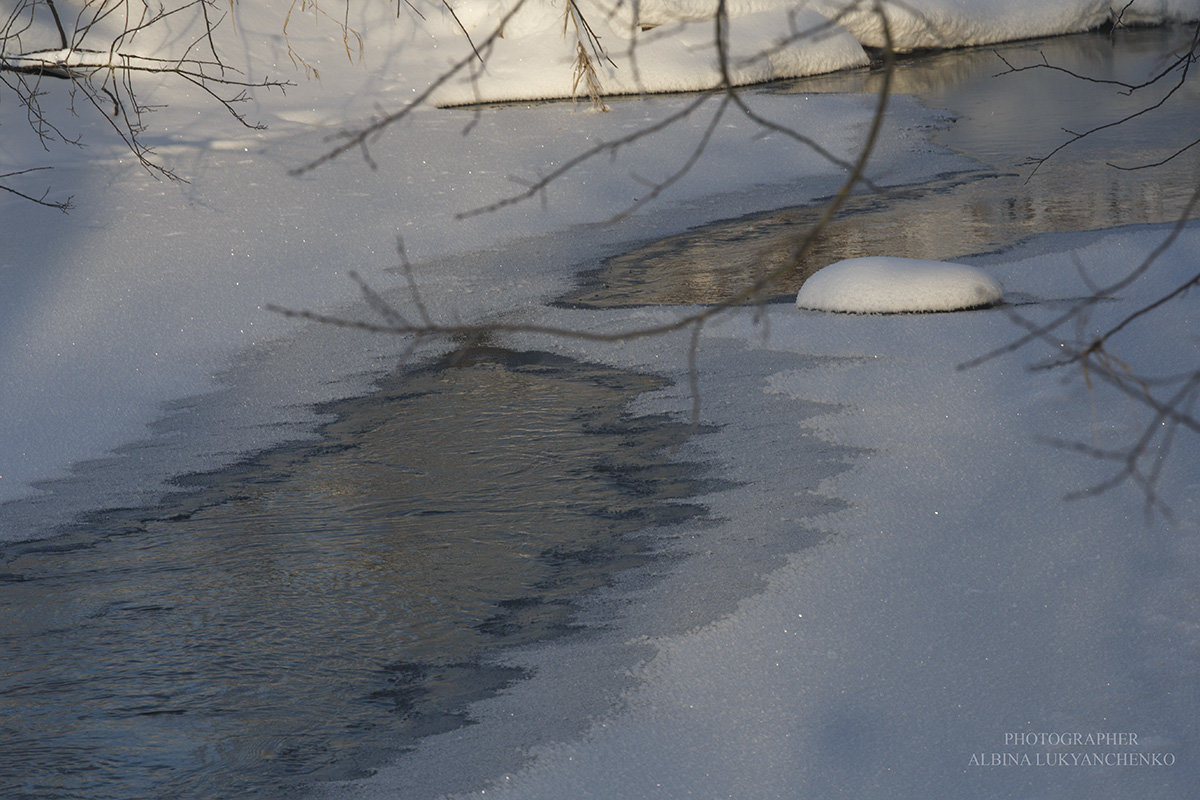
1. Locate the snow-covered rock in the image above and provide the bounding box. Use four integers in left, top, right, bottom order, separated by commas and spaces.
795, 256, 1003, 313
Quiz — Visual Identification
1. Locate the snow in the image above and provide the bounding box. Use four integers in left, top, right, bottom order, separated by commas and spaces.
4, 0, 1200, 798
795, 256, 1004, 312
427, 1, 869, 105
811, 0, 1200, 51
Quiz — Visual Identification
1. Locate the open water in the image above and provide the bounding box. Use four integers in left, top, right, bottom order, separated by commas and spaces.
564, 26, 1200, 307
0, 348, 723, 799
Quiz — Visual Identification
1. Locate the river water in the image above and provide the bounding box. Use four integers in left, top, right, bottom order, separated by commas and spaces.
0, 348, 725, 799
564, 25, 1200, 306
2, 24, 1197, 800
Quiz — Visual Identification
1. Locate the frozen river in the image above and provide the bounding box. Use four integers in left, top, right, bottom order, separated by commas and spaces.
2, 25, 1198, 800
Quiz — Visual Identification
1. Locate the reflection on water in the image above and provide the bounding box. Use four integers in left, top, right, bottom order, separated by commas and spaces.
0, 349, 721, 800
563, 26, 1200, 307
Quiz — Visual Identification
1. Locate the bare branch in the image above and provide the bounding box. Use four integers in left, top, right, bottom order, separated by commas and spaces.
443, 1, 484, 64
272, 1, 899, 422
290, 0, 534, 176
2, 0, 289, 196
962, 24, 1200, 508
45, 0, 69, 49
994, 22, 1200, 177
0, 167, 73, 211
960, 181, 1200, 372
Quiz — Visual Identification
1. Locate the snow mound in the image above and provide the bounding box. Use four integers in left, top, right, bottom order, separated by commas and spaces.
795, 256, 1003, 313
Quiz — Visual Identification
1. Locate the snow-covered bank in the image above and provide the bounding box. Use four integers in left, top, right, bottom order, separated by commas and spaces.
272, 0, 1200, 107
424, 0, 869, 106
813, 0, 1200, 51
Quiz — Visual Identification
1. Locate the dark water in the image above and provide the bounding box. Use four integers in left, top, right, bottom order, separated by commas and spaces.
562, 26, 1200, 307
0, 348, 723, 800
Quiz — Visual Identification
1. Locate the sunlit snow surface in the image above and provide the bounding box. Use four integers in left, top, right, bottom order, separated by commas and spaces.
796, 256, 1003, 312
427, 0, 869, 105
